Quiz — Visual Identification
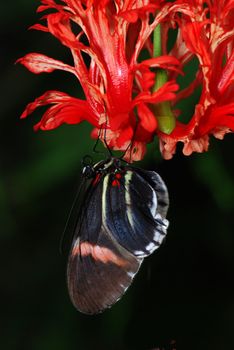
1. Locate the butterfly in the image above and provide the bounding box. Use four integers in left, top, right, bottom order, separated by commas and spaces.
67, 157, 169, 314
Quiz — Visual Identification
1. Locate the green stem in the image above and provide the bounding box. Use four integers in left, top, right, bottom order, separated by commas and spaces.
152, 23, 176, 134
153, 22, 162, 58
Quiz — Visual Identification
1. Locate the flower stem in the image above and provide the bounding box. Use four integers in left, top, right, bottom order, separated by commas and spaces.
152, 23, 176, 134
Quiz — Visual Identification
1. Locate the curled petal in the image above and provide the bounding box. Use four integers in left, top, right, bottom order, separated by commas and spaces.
37, 0, 64, 13
217, 50, 234, 94
115, 126, 134, 148
159, 137, 177, 160
133, 81, 179, 106
135, 56, 182, 73
29, 23, 49, 32
182, 135, 209, 156
137, 103, 157, 132
119, 4, 160, 23
181, 21, 211, 66
124, 141, 147, 162
135, 68, 155, 91
33, 102, 92, 131
20, 90, 76, 118
212, 126, 232, 139
197, 103, 234, 136
20, 90, 99, 130
17, 53, 76, 75
47, 12, 79, 49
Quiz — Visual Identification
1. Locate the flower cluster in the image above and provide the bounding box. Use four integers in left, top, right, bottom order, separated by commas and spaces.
19, 0, 234, 160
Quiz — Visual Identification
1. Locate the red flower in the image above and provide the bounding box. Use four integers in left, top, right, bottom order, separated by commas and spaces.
19, 0, 234, 160
158, 0, 234, 159
18, 0, 179, 161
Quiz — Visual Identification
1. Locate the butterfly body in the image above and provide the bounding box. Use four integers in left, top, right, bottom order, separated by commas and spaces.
67, 157, 169, 314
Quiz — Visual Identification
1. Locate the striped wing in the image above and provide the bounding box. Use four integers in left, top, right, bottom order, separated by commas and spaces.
67, 179, 142, 314
134, 168, 169, 218
103, 168, 169, 257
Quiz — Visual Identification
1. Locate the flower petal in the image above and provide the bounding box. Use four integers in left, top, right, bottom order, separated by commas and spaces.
17, 53, 76, 75
29, 23, 49, 32
20, 90, 76, 118
33, 102, 89, 131
119, 4, 159, 23
20, 90, 99, 130
182, 136, 209, 156
217, 50, 234, 94
135, 56, 181, 73
181, 21, 211, 66
124, 141, 147, 162
115, 126, 134, 148
47, 12, 79, 49
137, 103, 157, 132
133, 81, 179, 106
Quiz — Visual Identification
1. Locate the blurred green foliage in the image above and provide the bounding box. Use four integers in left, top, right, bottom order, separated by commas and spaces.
0, 2, 234, 350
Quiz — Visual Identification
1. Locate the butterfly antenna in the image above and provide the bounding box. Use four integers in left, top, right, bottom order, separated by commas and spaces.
93, 111, 112, 157
93, 126, 105, 155
120, 117, 139, 161
103, 121, 112, 157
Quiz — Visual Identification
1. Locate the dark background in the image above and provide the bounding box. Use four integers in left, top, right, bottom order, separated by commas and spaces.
1, 2, 234, 349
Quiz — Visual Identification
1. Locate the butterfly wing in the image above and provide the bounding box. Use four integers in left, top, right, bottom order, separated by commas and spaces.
67, 164, 169, 314
103, 168, 169, 258
134, 168, 169, 218
67, 178, 142, 314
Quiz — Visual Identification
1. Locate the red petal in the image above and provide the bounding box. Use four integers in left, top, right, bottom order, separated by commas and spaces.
133, 81, 179, 106
20, 90, 99, 130
115, 126, 133, 148
181, 21, 211, 66
212, 127, 233, 139
217, 50, 234, 94
159, 137, 177, 160
137, 104, 157, 132
47, 12, 79, 49
29, 23, 49, 32
123, 141, 147, 162
20, 91, 75, 119
33, 98, 98, 131
17, 53, 75, 75
182, 136, 209, 156
119, 5, 159, 23
197, 103, 234, 136
33, 103, 85, 131
135, 56, 181, 73
135, 68, 155, 91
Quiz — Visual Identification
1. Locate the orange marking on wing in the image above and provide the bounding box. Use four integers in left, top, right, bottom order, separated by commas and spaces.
72, 242, 127, 267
